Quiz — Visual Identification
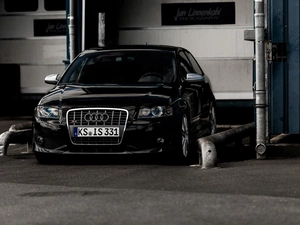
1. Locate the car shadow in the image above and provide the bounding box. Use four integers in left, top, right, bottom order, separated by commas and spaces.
30, 153, 200, 166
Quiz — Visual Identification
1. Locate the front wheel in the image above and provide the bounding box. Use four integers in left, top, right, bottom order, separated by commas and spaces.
181, 114, 190, 158
33, 143, 59, 164
173, 113, 193, 164
34, 152, 54, 164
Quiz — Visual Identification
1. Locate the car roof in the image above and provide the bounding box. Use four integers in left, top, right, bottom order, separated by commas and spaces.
86, 45, 185, 53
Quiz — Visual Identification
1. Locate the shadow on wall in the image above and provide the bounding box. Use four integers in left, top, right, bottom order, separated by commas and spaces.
216, 104, 254, 125
0, 99, 39, 117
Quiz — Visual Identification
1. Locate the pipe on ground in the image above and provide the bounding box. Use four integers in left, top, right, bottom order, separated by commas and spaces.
0, 122, 32, 156
197, 122, 255, 169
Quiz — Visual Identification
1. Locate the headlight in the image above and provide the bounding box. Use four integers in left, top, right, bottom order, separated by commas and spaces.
36, 106, 59, 119
138, 106, 172, 118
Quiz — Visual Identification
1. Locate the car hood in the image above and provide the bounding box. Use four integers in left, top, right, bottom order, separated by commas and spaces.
39, 84, 176, 109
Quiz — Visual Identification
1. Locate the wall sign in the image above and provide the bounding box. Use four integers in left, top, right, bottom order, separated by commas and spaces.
34, 19, 67, 36
161, 2, 235, 25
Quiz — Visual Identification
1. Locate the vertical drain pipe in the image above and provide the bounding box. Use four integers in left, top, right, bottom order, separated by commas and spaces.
254, 0, 267, 159
69, 0, 76, 62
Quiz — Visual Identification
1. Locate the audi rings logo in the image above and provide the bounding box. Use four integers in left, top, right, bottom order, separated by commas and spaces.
84, 112, 109, 123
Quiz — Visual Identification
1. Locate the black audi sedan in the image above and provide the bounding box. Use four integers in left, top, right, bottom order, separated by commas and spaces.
33, 45, 216, 164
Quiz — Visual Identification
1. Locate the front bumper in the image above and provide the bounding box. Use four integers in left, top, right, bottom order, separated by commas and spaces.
33, 117, 178, 155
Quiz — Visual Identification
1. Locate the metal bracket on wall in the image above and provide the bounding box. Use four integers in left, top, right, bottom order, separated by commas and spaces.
244, 29, 255, 41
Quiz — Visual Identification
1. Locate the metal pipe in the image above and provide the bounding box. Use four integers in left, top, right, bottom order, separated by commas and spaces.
254, 0, 267, 159
82, 0, 86, 51
264, 0, 270, 144
69, 0, 76, 61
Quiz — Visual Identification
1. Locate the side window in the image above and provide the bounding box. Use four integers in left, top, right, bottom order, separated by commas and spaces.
178, 51, 193, 79
185, 51, 204, 75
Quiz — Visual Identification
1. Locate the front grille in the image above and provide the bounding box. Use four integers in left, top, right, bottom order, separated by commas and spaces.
66, 108, 129, 145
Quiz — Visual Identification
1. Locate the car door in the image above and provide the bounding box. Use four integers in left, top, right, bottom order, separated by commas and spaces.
184, 50, 211, 118
178, 50, 204, 128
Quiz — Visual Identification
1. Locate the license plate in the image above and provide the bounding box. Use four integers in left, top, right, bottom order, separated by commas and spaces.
74, 127, 119, 137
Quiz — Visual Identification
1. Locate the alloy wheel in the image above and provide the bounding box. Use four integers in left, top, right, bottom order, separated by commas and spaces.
181, 114, 190, 157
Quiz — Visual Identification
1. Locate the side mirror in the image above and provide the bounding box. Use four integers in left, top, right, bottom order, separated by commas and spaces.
186, 73, 205, 83
45, 74, 59, 85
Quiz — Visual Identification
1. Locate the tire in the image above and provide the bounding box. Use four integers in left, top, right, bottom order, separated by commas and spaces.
33, 143, 57, 164
34, 152, 54, 164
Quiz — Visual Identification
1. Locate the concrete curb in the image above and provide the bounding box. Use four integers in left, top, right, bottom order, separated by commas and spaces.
0, 122, 32, 156
197, 122, 255, 169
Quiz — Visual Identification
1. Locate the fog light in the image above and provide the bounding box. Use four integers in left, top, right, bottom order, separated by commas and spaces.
157, 137, 164, 144
37, 136, 44, 145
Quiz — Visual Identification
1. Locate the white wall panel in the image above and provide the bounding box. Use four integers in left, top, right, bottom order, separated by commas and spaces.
0, 39, 65, 64
119, 28, 253, 58
119, 0, 253, 27
118, 0, 254, 100
200, 59, 253, 99
20, 65, 65, 94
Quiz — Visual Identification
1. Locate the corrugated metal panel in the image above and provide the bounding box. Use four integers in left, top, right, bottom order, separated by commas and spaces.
270, 0, 300, 134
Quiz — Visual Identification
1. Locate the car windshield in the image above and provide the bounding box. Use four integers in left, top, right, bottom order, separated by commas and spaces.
60, 50, 176, 85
